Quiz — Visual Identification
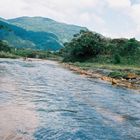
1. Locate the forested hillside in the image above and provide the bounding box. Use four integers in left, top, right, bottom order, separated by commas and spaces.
8, 16, 88, 43
61, 30, 140, 65
0, 20, 62, 50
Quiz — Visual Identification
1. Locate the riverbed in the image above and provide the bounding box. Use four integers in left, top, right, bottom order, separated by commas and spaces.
0, 59, 140, 140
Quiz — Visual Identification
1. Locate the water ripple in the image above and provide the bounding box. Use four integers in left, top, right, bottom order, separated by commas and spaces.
0, 58, 140, 140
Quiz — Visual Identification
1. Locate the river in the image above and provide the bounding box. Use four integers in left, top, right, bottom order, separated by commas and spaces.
0, 58, 140, 140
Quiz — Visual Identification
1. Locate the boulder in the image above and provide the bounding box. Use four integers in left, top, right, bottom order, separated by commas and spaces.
112, 79, 118, 85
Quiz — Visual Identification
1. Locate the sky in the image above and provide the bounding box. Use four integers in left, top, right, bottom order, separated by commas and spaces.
0, 0, 140, 39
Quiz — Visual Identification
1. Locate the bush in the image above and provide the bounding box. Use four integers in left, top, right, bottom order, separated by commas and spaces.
61, 30, 140, 65
0, 40, 11, 52
108, 71, 127, 79
0, 51, 18, 58
62, 31, 104, 62
113, 54, 121, 64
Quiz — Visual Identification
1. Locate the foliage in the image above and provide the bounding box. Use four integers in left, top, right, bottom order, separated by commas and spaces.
108, 71, 127, 79
0, 20, 62, 51
62, 31, 105, 61
0, 41, 61, 60
113, 54, 121, 64
8, 16, 87, 43
0, 51, 17, 58
61, 30, 140, 65
10, 48, 61, 60
0, 40, 11, 52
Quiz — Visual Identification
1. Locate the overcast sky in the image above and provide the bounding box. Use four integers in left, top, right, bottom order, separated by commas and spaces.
0, 0, 140, 39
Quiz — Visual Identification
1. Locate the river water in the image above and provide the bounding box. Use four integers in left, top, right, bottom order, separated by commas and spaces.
0, 58, 140, 140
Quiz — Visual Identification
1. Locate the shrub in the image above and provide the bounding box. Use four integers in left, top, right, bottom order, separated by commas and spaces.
108, 71, 127, 79
113, 54, 121, 64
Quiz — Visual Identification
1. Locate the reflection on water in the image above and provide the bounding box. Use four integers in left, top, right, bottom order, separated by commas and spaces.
0, 58, 140, 140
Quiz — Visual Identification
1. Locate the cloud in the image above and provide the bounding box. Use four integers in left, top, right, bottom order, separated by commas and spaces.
130, 4, 140, 37
106, 0, 131, 8
0, 0, 140, 39
0, 0, 28, 18
131, 4, 140, 23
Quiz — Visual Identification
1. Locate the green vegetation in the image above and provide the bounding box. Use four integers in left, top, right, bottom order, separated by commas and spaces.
0, 19, 62, 51
0, 51, 17, 58
0, 40, 17, 58
60, 30, 140, 81
8, 16, 87, 43
108, 71, 128, 79
0, 17, 87, 51
0, 40, 11, 52
61, 30, 140, 66
0, 40, 61, 60
69, 62, 140, 71
12, 48, 61, 60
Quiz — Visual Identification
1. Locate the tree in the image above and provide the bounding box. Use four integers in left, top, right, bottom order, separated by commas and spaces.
0, 40, 11, 52
124, 38, 140, 55
62, 31, 104, 61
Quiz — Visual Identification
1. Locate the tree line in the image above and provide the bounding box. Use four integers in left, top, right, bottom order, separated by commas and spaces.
60, 30, 140, 65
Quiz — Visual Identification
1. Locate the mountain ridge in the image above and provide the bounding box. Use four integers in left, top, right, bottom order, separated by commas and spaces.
0, 19, 62, 50
0, 16, 87, 50
8, 16, 88, 43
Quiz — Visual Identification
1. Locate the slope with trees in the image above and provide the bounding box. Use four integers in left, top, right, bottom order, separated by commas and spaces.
61, 30, 140, 65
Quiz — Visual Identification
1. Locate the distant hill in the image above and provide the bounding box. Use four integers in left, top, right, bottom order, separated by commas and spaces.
0, 16, 87, 51
8, 16, 88, 43
0, 20, 62, 51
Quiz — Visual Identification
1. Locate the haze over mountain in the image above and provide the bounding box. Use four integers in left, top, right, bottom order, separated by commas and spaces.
0, 16, 87, 51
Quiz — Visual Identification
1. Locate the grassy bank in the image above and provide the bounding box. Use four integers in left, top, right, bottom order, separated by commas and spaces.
63, 62, 140, 90
68, 62, 140, 80
70, 62, 140, 76
0, 48, 62, 61
70, 62, 140, 71
0, 51, 19, 59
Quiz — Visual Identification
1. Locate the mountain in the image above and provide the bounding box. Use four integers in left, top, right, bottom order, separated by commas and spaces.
8, 16, 88, 43
0, 20, 62, 50
0, 18, 7, 22
0, 16, 87, 51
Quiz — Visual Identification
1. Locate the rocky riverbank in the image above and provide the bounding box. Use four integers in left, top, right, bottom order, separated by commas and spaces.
62, 63, 140, 91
